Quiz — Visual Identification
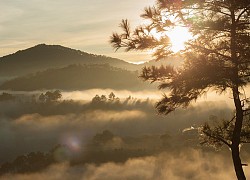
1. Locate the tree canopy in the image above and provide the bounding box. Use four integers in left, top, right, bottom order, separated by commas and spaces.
39, 90, 62, 103
110, 0, 250, 179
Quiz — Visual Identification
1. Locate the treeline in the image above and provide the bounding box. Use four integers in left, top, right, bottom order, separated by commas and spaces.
0, 130, 181, 176
0, 91, 152, 118
0, 64, 151, 91
0, 151, 54, 175
0, 92, 15, 101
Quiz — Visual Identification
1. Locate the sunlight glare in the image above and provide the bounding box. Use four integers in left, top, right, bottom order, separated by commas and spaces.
167, 26, 192, 53
129, 61, 146, 65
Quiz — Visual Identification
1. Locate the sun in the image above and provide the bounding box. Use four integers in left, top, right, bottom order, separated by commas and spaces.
150, 26, 192, 53
167, 26, 193, 53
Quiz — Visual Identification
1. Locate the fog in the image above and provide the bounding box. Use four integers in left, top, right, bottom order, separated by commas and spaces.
0, 91, 233, 162
0, 87, 241, 106
2, 149, 250, 180
0, 89, 249, 179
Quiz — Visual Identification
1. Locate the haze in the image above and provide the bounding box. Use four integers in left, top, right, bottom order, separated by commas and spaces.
0, 0, 154, 63
0, 0, 249, 180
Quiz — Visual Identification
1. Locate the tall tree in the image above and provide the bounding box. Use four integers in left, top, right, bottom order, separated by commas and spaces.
110, 0, 250, 179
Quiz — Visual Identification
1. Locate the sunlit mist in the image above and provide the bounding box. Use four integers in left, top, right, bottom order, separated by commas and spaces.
129, 61, 146, 65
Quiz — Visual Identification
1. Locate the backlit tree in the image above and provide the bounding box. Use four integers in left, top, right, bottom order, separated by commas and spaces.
110, 0, 250, 179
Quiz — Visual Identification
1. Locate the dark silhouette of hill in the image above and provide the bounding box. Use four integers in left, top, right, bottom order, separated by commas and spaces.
0, 64, 152, 91
0, 44, 140, 77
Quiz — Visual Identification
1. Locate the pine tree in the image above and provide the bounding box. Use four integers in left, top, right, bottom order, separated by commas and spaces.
110, 1, 250, 179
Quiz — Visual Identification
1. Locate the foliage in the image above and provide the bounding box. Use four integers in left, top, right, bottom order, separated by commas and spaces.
0, 92, 15, 101
39, 90, 62, 103
200, 109, 250, 150
0, 44, 138, 77
92, 130, 115, 145
110, 0, 250, 178
0, 130, 174, 176
91, 92, 120, 103
111, 0, 250, 114
0, 64, 148, 91
0, 152, 53, 175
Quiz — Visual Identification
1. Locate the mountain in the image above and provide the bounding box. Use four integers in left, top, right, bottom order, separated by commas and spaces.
0, 64, 154, 91
143, 56, 184, 67
0, 44, 140, 77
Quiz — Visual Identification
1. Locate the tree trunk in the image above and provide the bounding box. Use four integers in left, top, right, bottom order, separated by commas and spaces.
231, 147, 246, 180
229, 4, 246, 179
231, 87, 246, 180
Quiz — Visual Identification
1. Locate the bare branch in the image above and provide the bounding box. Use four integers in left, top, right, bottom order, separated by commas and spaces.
202, 129, 231, 148
236, 6, 250, 23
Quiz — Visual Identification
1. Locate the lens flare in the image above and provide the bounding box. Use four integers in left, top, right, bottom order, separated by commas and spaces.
63, 135, 82, 152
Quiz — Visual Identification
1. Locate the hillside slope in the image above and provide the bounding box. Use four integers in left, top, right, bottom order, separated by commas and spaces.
0, 44, 140, 77
0, 64, 153, 91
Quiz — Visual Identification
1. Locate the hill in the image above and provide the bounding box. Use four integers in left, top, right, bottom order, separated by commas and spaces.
0, 64, 153, 91
144, 55, 184, 67
0, 44, 140, 77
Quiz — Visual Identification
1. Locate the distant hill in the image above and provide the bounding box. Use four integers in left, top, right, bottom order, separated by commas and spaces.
144, 56, 184, 67
0, 44, 140, 77
0, 64, 153, 91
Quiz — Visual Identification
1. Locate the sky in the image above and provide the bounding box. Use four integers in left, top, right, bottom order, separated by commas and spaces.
0, 0, 156, 63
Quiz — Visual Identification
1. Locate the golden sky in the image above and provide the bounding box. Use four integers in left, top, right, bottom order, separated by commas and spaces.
0, 0, 155, 63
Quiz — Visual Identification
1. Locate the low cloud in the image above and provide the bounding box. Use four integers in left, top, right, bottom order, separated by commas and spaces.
61, 89, 161, 101
13, 110, 145, 128
2, 149, 249, 180
0, 98, 233, 162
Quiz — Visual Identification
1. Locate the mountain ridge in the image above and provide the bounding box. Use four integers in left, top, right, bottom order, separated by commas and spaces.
0, 44, 141, 77
0, 63, 153, 91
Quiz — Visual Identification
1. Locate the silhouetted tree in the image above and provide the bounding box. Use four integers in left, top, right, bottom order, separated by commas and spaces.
39, 90, 62, 103
91, 94, 108, 104
200, 109, 250, 149
93, 130, 115, 145
38, 93, 46, 102
91, 93, 120, 104
0, 92, 15, 101
0, 152, 53, 175
108, 92, 120, 102
110, 0, 250, 179
100, 95, 107, 102
108, 92, 116, 101
45, 90, 62, 102
92, 94, 102, 103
